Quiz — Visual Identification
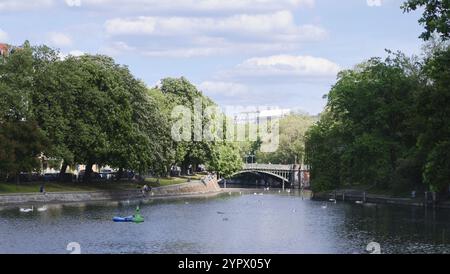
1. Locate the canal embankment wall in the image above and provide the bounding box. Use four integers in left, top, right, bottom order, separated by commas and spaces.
313, 190, 450, 209
0, 179, 222, 206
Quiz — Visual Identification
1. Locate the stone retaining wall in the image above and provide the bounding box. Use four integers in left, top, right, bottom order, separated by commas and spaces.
313, 190, 450, 209
0, 179, 222, 206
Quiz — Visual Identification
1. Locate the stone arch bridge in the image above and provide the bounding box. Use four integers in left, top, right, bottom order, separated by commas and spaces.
226, 164, 310, 189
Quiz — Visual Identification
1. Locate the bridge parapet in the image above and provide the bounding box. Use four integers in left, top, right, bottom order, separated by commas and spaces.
243, 164, 294, 171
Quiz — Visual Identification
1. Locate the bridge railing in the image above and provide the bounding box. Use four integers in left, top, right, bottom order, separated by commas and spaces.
243, 163, 294, 171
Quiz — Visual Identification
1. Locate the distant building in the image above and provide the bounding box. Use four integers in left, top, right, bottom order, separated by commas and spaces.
0, 43, 9, 56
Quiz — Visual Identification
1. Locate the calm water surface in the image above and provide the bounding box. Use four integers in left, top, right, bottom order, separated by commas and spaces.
0, 190, 449, 254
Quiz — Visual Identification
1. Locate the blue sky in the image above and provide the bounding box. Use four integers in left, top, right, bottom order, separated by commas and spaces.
0, 0, 425, 114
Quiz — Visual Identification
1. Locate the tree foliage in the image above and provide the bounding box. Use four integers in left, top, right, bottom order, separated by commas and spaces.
256, 114, 316, 164
402, 0, 450, 41
0, 43, 242, 182
208, 142, 243, 179
305, 46, 450, 194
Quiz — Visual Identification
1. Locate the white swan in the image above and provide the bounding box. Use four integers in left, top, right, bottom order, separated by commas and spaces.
355, 201, 364, 204
286, 189, 291, 193
37, 206, 48, 212
20, 206, 34, 213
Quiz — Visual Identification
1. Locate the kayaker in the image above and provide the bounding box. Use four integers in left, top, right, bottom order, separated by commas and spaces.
132, 206, 144, 223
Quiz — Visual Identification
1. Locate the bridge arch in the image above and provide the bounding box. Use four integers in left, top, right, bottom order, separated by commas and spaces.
228, 170, 289, 183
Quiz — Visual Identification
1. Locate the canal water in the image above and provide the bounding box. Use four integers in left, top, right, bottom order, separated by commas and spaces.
0, 189, 449, 254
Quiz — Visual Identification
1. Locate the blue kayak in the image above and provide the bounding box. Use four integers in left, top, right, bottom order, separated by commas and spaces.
113, 206, 144, 223
113, 216, 134, 222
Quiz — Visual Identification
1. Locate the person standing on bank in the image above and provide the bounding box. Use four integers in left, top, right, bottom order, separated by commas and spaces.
39, 184, 46, 194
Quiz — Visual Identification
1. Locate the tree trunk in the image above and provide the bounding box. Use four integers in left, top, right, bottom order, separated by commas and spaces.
83, 163, 93, 183
166, 165, 171, 178
59, 161, 68, 178
116, 167, 123, 181
181, 164, 188, 176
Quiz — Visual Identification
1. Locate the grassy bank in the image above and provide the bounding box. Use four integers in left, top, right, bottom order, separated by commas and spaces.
145, 174, 204, 187
0, 174, 206, 194
0, 181, 140, 194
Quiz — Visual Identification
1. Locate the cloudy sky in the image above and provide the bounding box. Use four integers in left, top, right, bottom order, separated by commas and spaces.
0, 0, 425, 114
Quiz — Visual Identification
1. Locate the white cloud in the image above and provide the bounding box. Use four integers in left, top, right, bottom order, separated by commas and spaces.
0, 0, 53, 11
105, 11, 326, 42
367, 0, 383, 7
67, 0, 314, 12
228, 55, 341, 78
101, 41, 136, 56
143, 47, 225, 58
69, 50, 84, 56
48, 32, 73, 47
104, 11, 327, 57
199, 81, 249, 97
0, 28, 9, 41
104, 39, 300, 58
57, 49, 85, 60
65, 0, 81, 7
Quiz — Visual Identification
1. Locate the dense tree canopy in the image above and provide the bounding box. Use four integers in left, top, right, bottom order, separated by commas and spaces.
0, 42, 49, 180
0, 43, 242, 182
402, 0, 450, 41
208, 142, 243, 179
303, 1, 450, 195
305, 46, 450, 194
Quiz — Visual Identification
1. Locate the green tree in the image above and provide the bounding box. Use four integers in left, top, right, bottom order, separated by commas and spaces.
305, 112, 343, 192
159, 77, 216, 175
208, 142, 243, 179
30, 45, 74, 174
257, 114, 317, 165
60, 55, 163, 181
0, 41, 49, 181
0, 41, 34, 122
0, 121, 48, 182
423, 141, 450, 192
417, 45, 450, 192
305, 52, 424, 193
402, 0, 450, 40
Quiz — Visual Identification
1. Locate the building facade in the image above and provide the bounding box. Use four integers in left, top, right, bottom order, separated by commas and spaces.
0, 43, 9, 56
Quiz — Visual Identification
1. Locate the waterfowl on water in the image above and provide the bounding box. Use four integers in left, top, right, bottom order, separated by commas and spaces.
37, 206, 48, 212
20, 206, 33, 213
